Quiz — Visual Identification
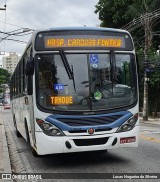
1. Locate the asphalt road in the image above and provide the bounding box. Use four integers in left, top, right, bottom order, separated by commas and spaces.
1, 108, 160, 182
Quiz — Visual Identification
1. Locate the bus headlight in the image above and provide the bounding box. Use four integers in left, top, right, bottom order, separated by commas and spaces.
116, 113, 138, 132
36, 119, 65, 136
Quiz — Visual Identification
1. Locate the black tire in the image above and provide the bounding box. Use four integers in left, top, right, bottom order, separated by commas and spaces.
14, 116, 22, 138
15, 123, 22, 137
16, 128, 22, 137
31, 147, 39, 157
24, 120, 39, 157
13, 115, 16, 127
25, 121, 30, 143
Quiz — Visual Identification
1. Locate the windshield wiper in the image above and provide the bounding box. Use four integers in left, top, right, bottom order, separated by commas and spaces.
59, 51, 73, 79
71, 64, 76, 92
59, 51, 76, 91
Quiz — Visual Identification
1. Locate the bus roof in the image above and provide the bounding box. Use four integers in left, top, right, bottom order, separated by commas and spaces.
33, 26, 129, 35
27, 26, 130, 45
50, 27, 128, 32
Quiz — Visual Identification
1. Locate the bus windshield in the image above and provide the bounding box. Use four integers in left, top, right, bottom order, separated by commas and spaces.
36, 52, 137, 112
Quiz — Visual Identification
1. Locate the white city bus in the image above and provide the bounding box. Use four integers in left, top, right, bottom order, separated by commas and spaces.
10, 27, 139, 156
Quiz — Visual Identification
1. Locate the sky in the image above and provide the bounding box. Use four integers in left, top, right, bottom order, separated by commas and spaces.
0, 0, 100, 64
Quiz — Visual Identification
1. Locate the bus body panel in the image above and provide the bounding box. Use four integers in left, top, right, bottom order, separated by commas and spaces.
11, 95, 35, 144
35, 125, 139, 155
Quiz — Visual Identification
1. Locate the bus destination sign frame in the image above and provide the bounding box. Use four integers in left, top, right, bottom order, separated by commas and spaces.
35, 31, 133, 51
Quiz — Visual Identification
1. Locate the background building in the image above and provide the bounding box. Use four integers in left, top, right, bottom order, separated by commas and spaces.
2, 52, 20, 74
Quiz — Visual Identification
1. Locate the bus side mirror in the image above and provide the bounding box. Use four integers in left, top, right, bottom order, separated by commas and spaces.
25, 58, 34, 75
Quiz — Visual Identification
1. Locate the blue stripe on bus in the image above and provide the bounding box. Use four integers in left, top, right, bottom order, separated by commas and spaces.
45, 111, 133, 131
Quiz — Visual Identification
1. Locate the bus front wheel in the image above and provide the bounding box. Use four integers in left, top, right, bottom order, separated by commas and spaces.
16, 126, 22, 138
31, 147, 39, 157
25, 121, 30, 143
14, 117, 22, 138
24, 121, 39, 157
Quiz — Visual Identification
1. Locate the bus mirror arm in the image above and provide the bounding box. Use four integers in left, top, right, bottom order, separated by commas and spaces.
25, 58, 34, 76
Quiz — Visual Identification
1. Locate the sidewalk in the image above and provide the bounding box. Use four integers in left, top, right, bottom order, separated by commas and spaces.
0, 108, 12, 180
139, 117, 160, 125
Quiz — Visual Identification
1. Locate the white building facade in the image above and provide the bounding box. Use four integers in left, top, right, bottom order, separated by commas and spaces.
2, 52, 20, 74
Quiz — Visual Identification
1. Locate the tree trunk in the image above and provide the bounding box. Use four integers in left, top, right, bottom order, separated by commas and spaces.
153, 89, 158, 118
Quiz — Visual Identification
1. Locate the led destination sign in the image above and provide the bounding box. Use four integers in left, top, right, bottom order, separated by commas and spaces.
45, 37, 124, 48
50, 96, 73, 105
35, 31, 134, 51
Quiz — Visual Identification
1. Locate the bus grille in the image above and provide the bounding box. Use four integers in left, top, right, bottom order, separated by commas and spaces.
57, 115, 123, 126
73, 137, 109, 146
68, 128, 112, 133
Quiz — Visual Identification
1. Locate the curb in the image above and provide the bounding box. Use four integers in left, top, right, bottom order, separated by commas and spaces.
140, 122, 160, 126
139, 118, 160, 126
2, 123, 12, 173
0, 117, 13, 181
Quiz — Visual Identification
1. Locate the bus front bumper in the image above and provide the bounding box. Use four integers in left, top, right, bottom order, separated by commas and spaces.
35, 125, 139, 155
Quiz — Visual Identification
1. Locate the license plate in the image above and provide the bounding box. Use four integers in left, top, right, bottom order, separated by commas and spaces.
120, 136, 136, 144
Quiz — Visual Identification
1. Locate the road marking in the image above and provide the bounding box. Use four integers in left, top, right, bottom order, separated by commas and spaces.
140, 129, 154, 131
140, 131, 150, 133
139, 134, 160, 142
152, 132, 160, 134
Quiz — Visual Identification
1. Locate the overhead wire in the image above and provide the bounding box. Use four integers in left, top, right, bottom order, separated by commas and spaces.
122, 8, 160, 29
122, 9, 160, 51
0, 19, 34, 31
0, 32, 32, 42
1, 38, 27, 44
0, 19, 26, 28
0, 30, 33, 43
7, 28, 24, 33
122, 9, 160, 32
0, 30, 33, 36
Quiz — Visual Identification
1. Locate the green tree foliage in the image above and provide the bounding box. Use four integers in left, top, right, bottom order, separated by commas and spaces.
127, 0, 160, 17
0, 68, 11, 92
95, 0, 160, 28
147, 54, 160, 116
149, 73, 160, 117
95, 0, 134, 28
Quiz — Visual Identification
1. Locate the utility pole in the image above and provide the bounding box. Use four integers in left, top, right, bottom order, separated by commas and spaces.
0, 5, 6, 10
142, 12, 152, 121
0, 4, 6, 55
